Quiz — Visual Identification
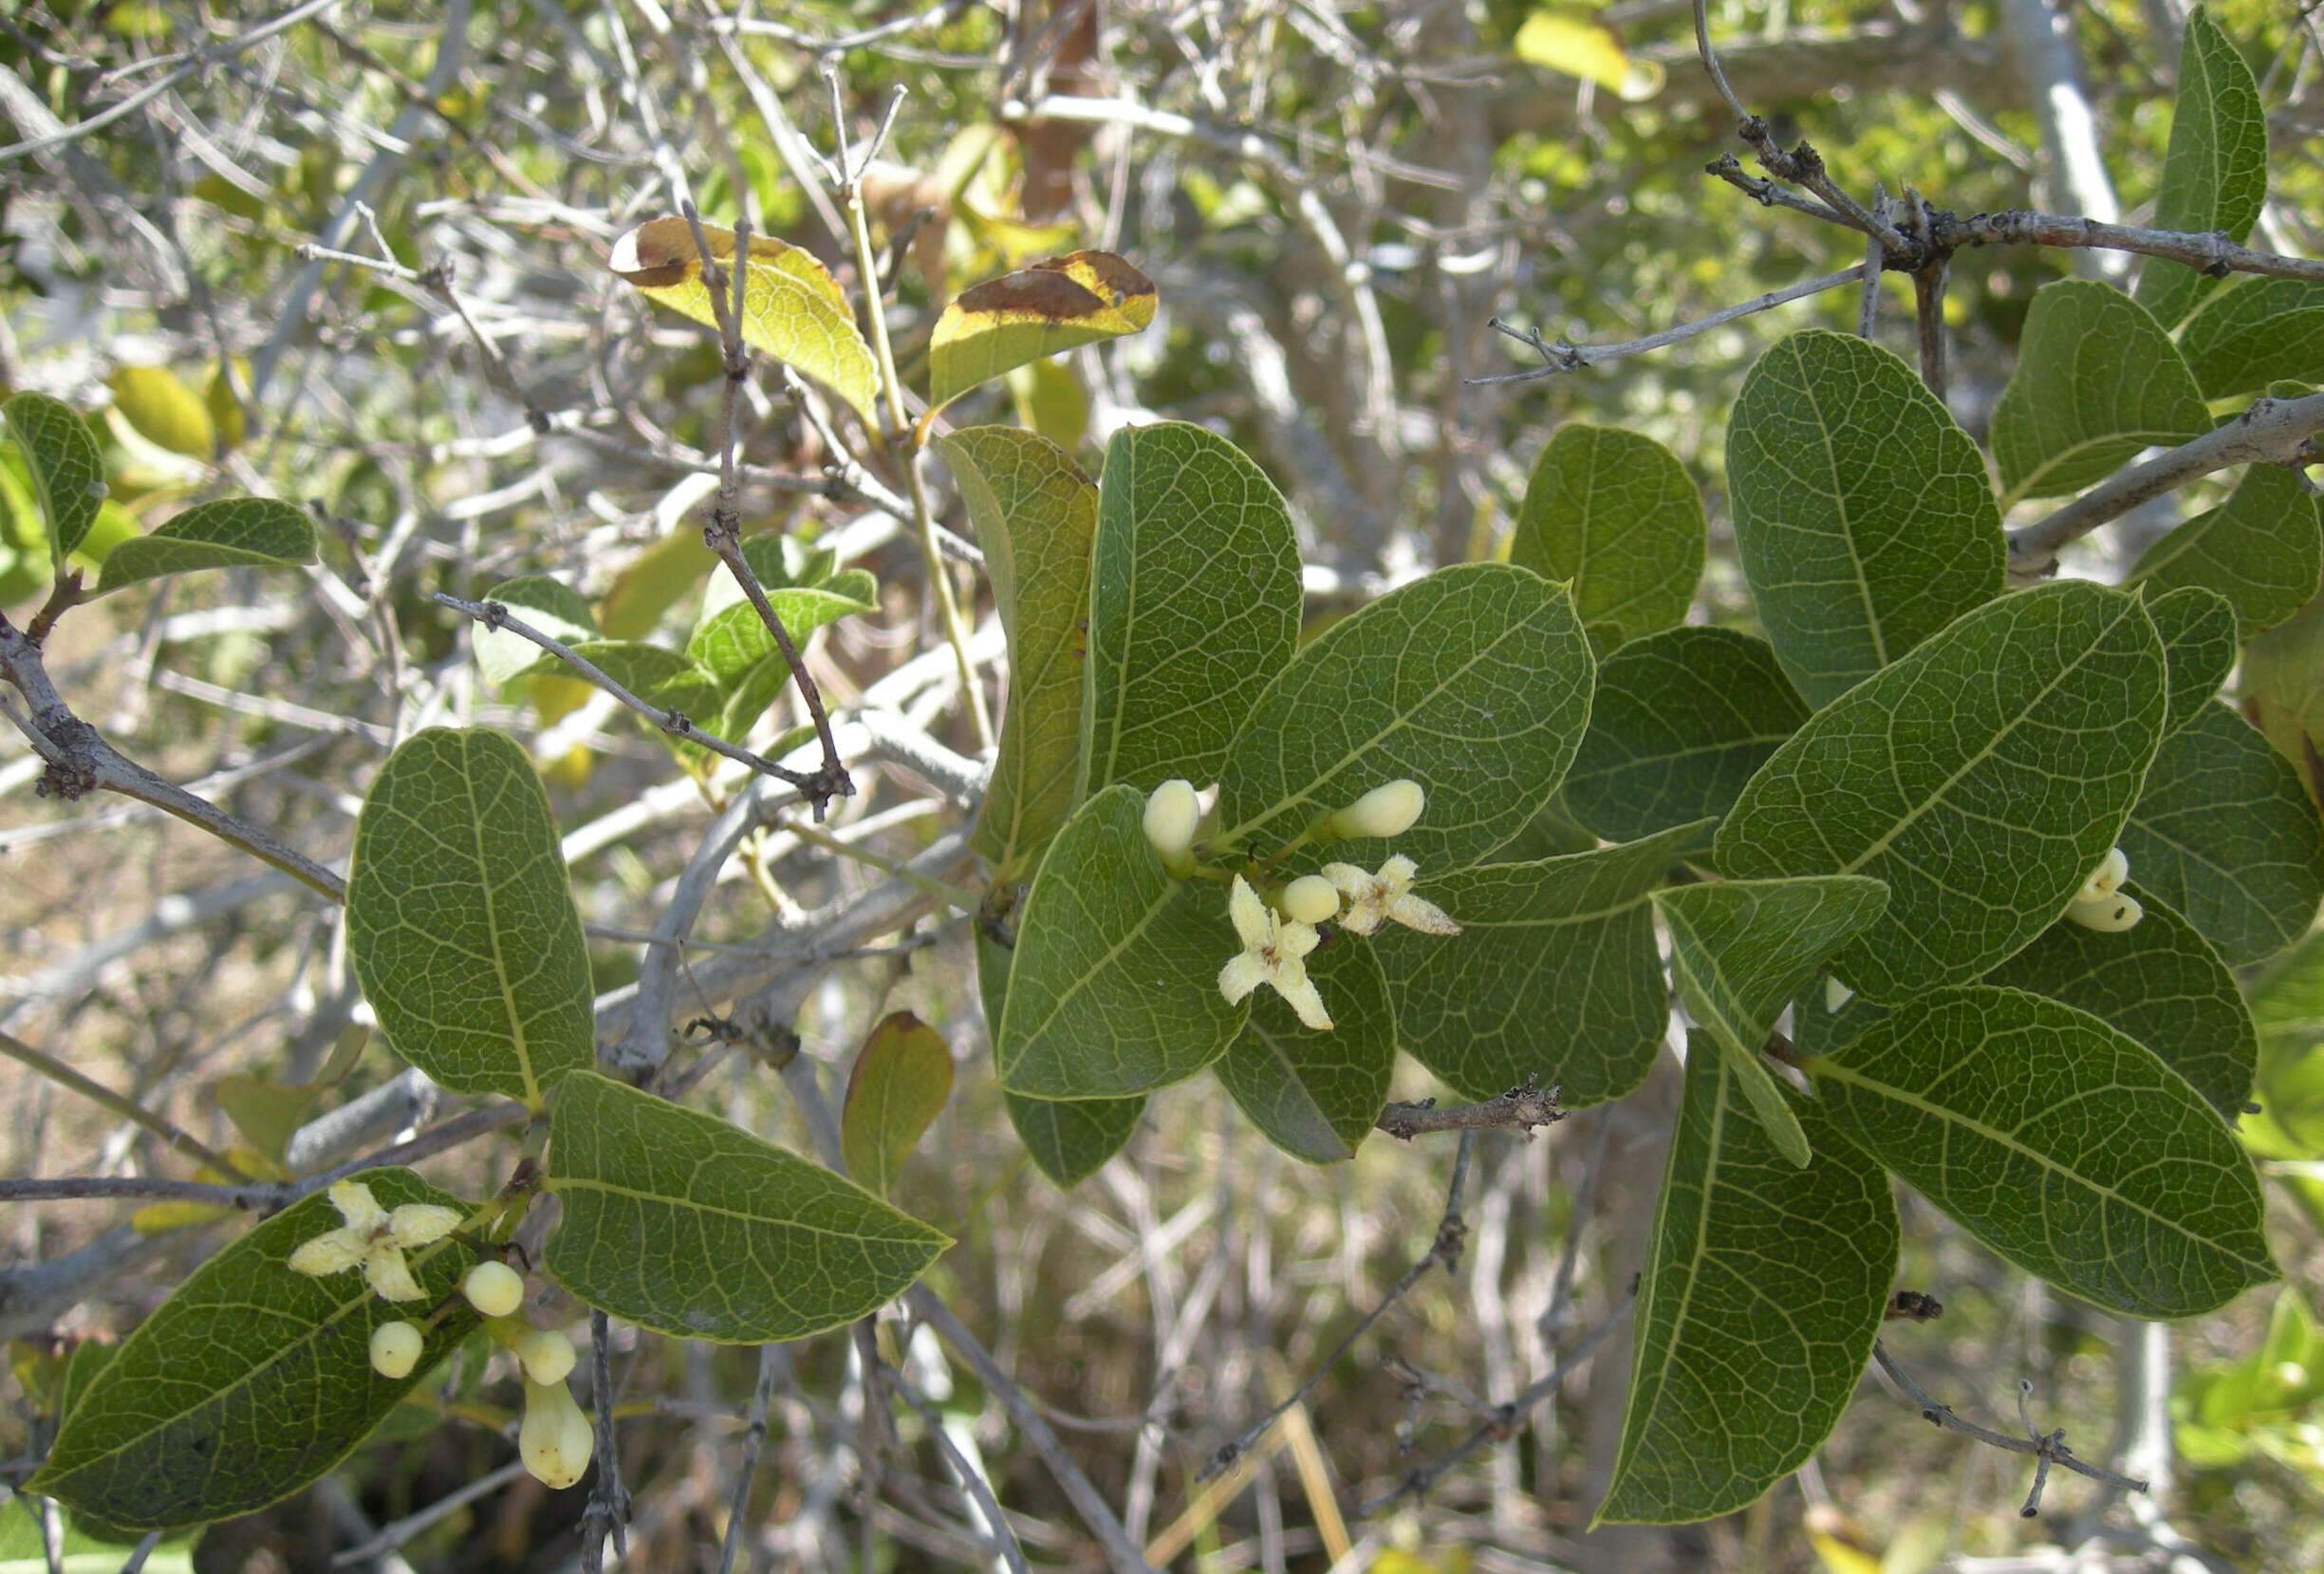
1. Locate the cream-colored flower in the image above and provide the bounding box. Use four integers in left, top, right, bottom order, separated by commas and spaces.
287, 1179, 460, 1303
1279, 874, 1340, 925
1218, 876, 1331, 1029
1321, 855, 1459, 937
1330, 779, 1425, 841
519, 1378, 595, 1490
369, 1320, 424, 1380
2066, 890, 2144, 933
2077, 847, 2129, 903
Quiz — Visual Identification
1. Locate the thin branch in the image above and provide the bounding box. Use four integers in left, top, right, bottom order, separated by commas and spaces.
0, 1176, 288, 1209
1925, 207, 2324, 283
714, 1346, 784, 1574
329, 1461, 528, 1567
1869, 1340, 2148, 1509
1476, 267, 1865, 382
883, 1363, 1032, 1574
1374, 1078, 1564, 1140
0, 1028, 241, 1178
581, 1309, 631, 1573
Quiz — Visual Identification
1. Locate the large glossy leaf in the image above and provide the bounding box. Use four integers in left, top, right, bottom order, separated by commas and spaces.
976, 928, 1143, 1187
1509, 424, 1703, 654
2177, 279, 2324, 398
1562, 626, 1808, 847
473, 575, 600, 687
347, 729, 596, 1108
1213, 563, 1594, 876
1081, 422, 1303, 795
2, 390, 104, 559
1718, 582, 2165, 1002
841, 1011, 954, 1198
546, 1071, 951, 1341
1371, 821, 1705, 1103
928, 252, 1155, 411
940, 426, 1097, 880
28, 1170, 478, 1531
1812, 987, 2275, 1316
995, 785, 1247, 1099
1215, 937, 1395, 1164
2129, 465, 2322, 637
1726, 330, 2003, 708
2121, 702, 2324, 965
1654, 877, 1890, 1166
2145, 584, 2239, 737
1991, 282, 2209, 504
1986, 882, 2255, 1116
608, 217, 880, 420
1597, 1047, 1895, 1524
98, 498, 317, 592
2135, 7, 2267, 329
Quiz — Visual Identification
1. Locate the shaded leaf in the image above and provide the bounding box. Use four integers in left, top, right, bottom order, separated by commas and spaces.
928, 251, 1155, 411
107, 365, 213, 458
473, 575, 599, 688
976, 927, 1143, 1187
2177, 279, 2324, 398
99, 498, 317, 592
2129, 465, 2322, 637
2, 391, 104, 560
685, 537, 876, 742
2145, 583, 2239, 736
1992, 281, 2209, 504
1509, 423, 1704, 654
1216, 938, 1395, 1164
841, 1011, 955, 1198
2243, 588, 2324, 807
2135, 7, 2268, 328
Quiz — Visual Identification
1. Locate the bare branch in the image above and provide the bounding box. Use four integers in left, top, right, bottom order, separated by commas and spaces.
0, 1028, 241, 1178
1869, 1340, 2149, 1509
1477, 267, 1865, 382
1375, 1078, 1564, 1140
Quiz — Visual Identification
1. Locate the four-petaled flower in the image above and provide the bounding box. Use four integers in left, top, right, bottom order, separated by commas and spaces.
1321, 855, 1459, 937
1218, 876, 1332, 1030
288, 1179, 461, 1303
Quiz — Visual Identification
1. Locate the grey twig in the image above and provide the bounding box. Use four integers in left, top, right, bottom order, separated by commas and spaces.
883, 1363, 1032, 1574
1869, 1340, 2149, 1509
1375, 1078, 1564, 1140
1477, 267, 1865, 382
329, 1461, 528, 1566
580, 1309, 630, 1573
714, 1346, 784, 1574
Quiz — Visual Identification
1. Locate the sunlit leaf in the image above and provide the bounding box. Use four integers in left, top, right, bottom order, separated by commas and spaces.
1992, 281, 2209, 504
2177, 279, 2324, 398
1215, 938, 1394, 1164
928, 251, 1155, 411
3, 391, 106, 560
107, 365, 214, 459
472, 575, 600, 687
2135, 7, 2267, 328
1510, 423, 1704, 654
97, 497, 317, 592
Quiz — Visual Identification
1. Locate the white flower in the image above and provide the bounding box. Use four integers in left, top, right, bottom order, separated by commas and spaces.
519, 1378, 594, 1490
287, 1179, 461, 1303
1321, 855, 1459, 937
2078, 847, 2129, 903
1279, 874, 1340, 925
1143, 779, 1200, 875
463, 1260, 525, 1318
369, 1320, 423, 1380
1218, 876, 1332, 1029
1330, 779, 1425, 841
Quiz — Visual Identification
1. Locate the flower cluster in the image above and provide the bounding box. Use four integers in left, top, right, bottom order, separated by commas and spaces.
2064, 847, 2141, 932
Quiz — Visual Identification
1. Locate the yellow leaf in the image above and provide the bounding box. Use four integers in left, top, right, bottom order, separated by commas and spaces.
608, 217, 881, 421
131, 1200, 237, 1233
926, 250, 1156, 412
107, 365, 214, 459
1515, 10, 1664, 101
205, 360, 249, 453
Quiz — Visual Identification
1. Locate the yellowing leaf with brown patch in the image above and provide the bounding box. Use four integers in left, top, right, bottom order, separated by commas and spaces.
927, 251, 1155, 412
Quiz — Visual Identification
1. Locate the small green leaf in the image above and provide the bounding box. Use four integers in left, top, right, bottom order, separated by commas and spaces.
2121, 702, 2324, 965
608, 217, 880, 420
28, 1170, 478, 1532
1596, 1046, 1896, 1524
940, 426, 1097, 880
928, 252, 1156, 412
1718, 582, 2166, 1002
97, 497, 317, 592
1808, 986, 2274, 1318
1216, 938, 1395, 1164
1371, 821, 1708, 1103
1986, 882, 2256, 1116
2129, 465, 2322, 637
1509, 423, 1704, 654
1654, 876, 1890, 1166
1082, 422, 1302, 796
1213, 563, 1594, 876
995, 785, 1247, 1099
3, 391, 105, 561
976, 928, 1142, 1186
473, 575, 600, 687
685, 536, 878, 736
1562, 626, 1808, 847
2144, 584, 2239, 737
2135, 6, 2267, 329
107, 365, 214, 459
1992, 281, 2210, 504
1726, 331, 2003, 707
841, 1011, 955, 1198
347, 729, 596, 1106
2177, 279, 2324, 398
547, 1072, 949, 1341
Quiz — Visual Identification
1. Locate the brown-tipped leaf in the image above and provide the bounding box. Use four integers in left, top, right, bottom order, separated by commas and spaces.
928, 251, 1155, 410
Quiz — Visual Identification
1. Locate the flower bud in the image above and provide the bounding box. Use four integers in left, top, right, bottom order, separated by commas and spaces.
519, 1379, 594, 1490
369, 1320, 423, 1380
1280, 875, 1339, 925
2077, 847, 2129, 903
1143, 779, 1200, 874
463, 1260, 525, 1319
1332, 779, 1424, 841
517, 1326, 577, 1386
2066, 892, 2143, 933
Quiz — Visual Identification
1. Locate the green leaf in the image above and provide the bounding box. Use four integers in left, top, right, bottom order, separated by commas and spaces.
1597, 1046, 1896, 1524
1807, 986, 2274, 1317
1216, 937, 1395, 1164
928, 252, 1156, 412
1081, 422, 1303, 795
995, 785, 1247, 1099
3, 391, 105, 561
976, 928, 1142, 1186
608, 217, 880, 420
1371, 821, 1707, 1103
1986, 882, 2256, 1116
1726, 330, 2003, 708
2145, 584, 2239, 737
2120, 702, 2324, 966
685, 537, 877, 742
1991, 282, 2210, 505
347, 728, 596, 1107
1509, 423, 1704, 654
546, 1071, 949, 1341
2129, 465, 2322, 637
1717, 581, 2166, 1002
2135, 6, 2267, 329
841, 1011, 955, 1198
1654, 877, 1890, 1166
2243, 589, 2324, 805
28, 1169, 478, 1532
473, 575, 600, 687
940, 426, 1097, 880
1213, 563, 1594, 875
2177, 279, 2324, 398
1562, 626, 1808, 847
98, 497, 318, 592
107, 365, 214, 459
